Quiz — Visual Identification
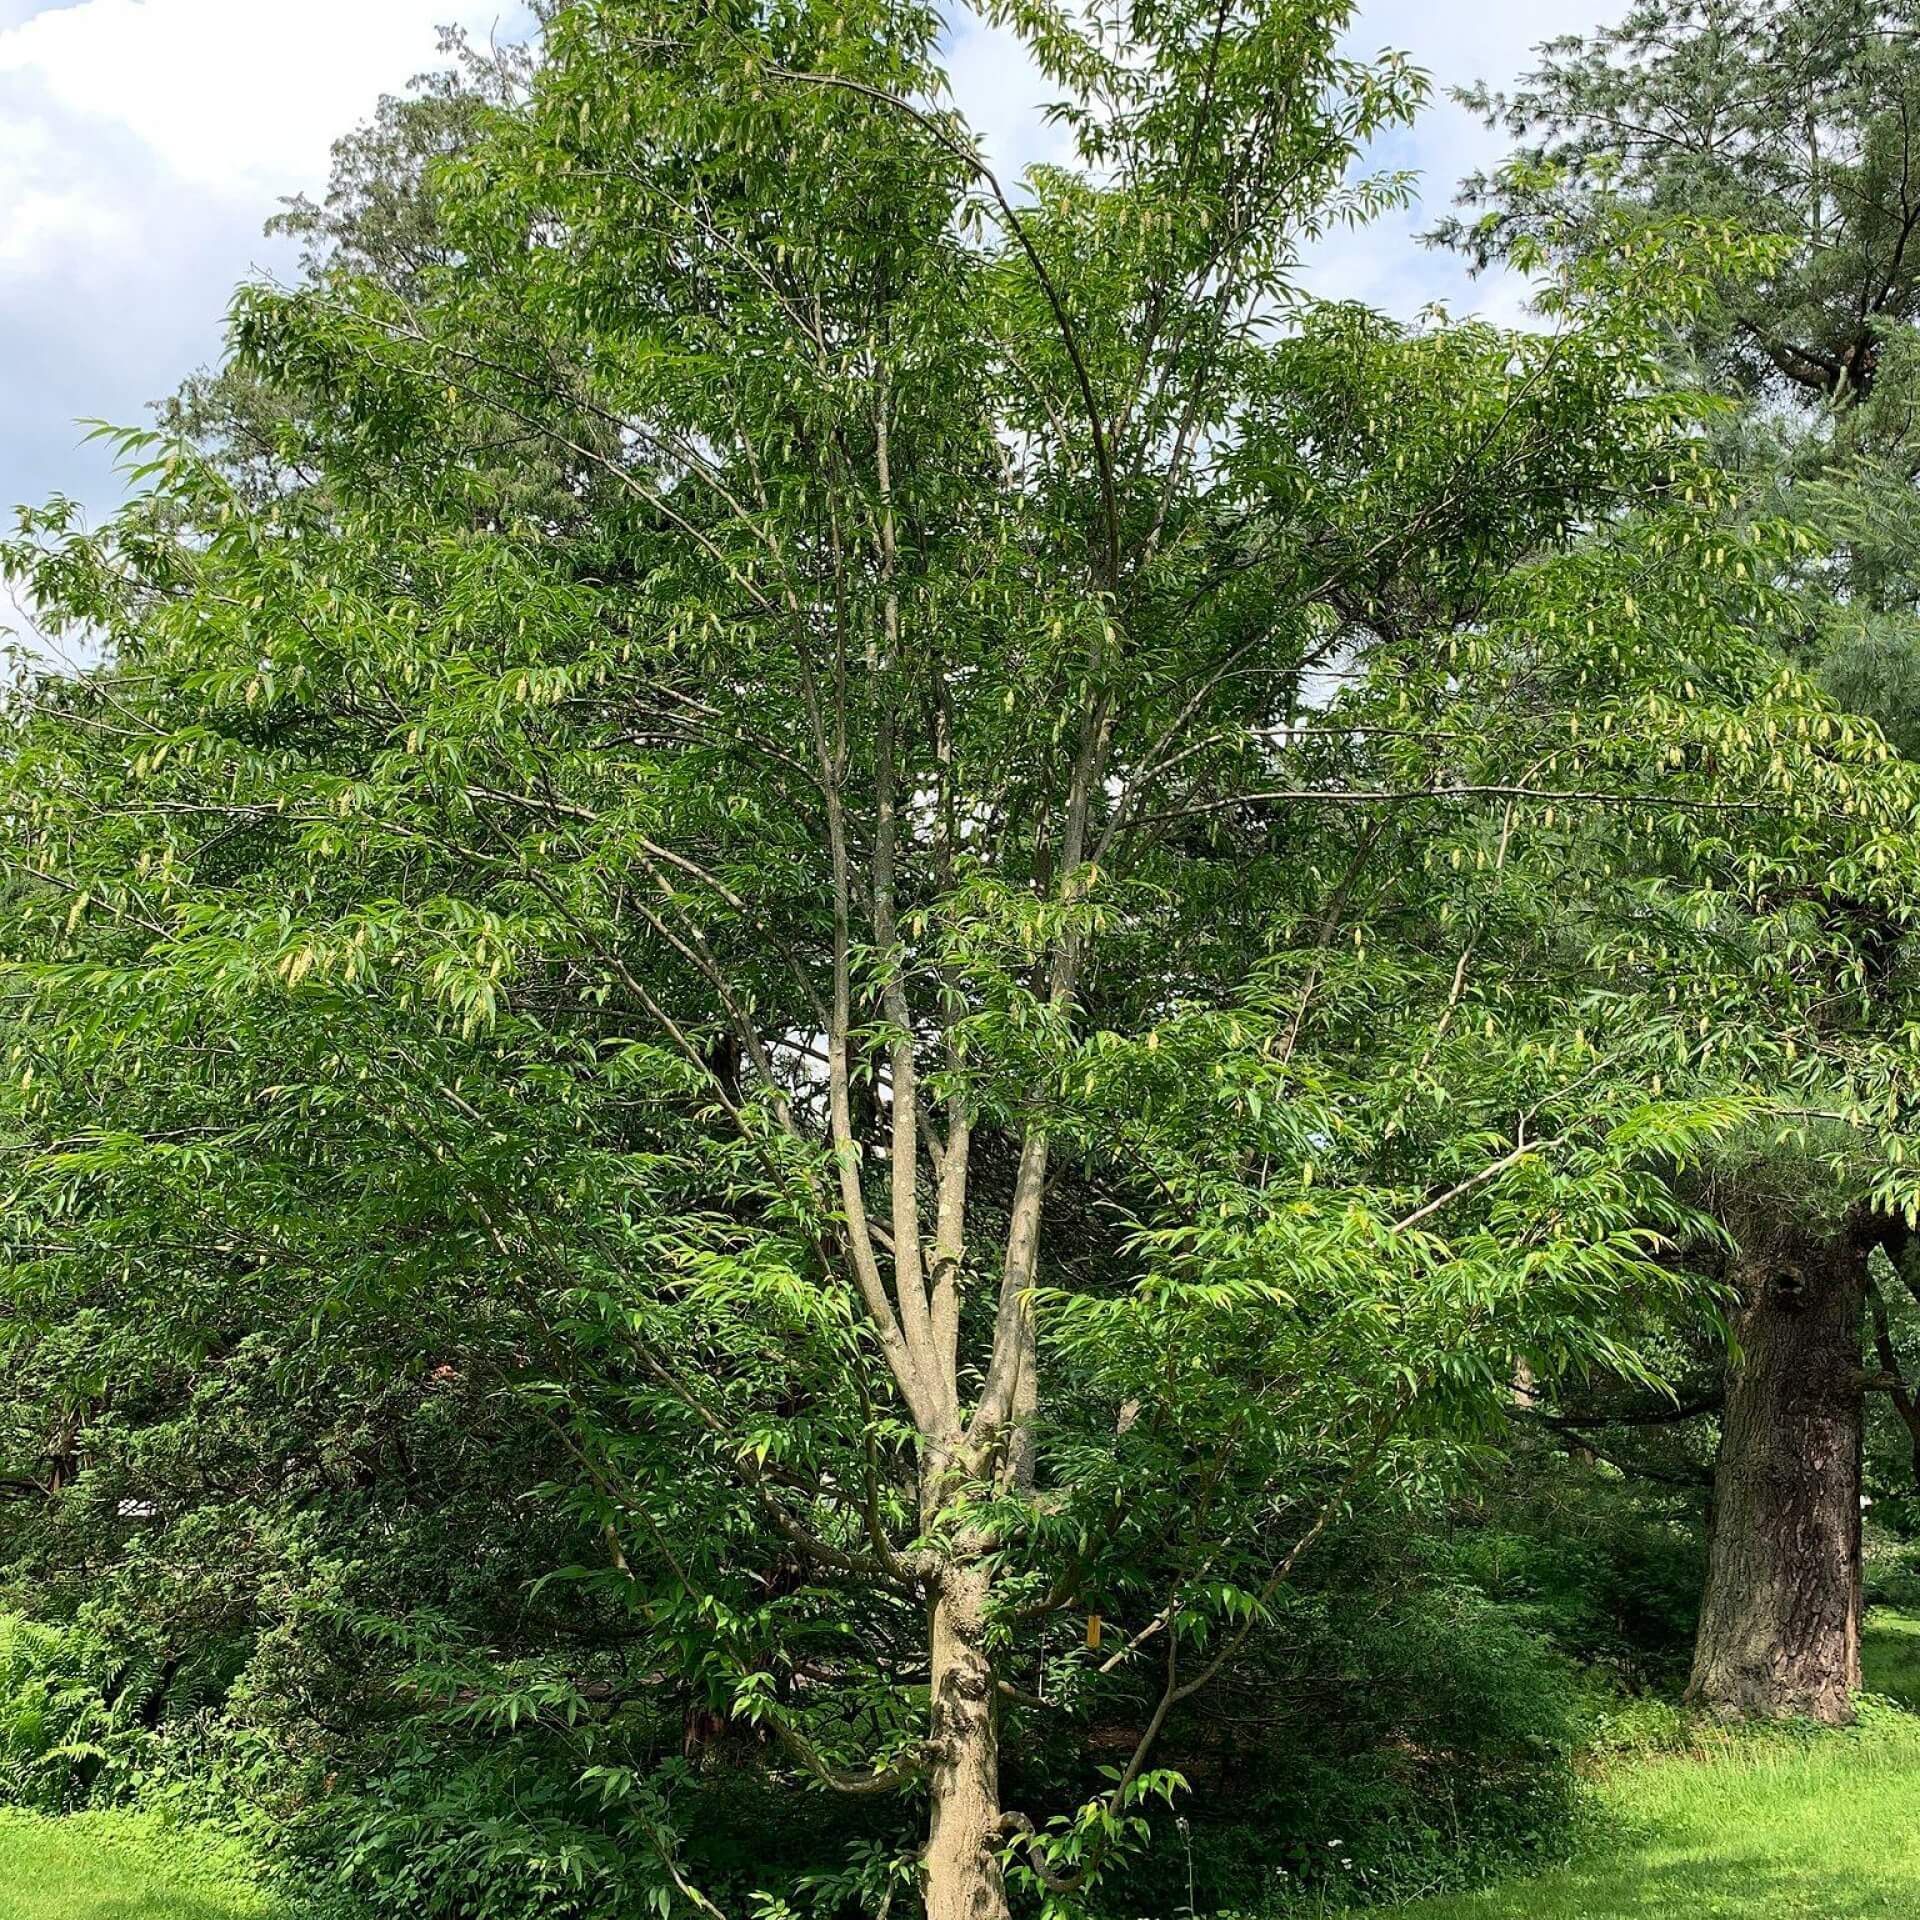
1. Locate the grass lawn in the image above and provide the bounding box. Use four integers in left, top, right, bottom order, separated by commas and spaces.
1395, 1610, 1920, 1919
0, 1810, 278, 1920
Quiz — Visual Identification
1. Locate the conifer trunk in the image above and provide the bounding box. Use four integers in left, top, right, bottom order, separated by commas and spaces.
922, 1561, 1008, 1920
1687, 1219, 1865, 1725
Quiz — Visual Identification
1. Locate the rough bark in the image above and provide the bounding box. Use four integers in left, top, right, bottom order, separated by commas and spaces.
922, 1560, 1008, 1920
1687, 1217, 1866, 1726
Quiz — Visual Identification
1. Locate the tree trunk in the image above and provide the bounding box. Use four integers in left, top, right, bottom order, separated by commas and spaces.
1687, 1218, 1865, 1725
922, 1561, 1008, 1920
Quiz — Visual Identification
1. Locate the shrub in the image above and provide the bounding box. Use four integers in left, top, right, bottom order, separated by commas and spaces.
0, 1614, 157, 1811
1864, 1527, 1920, 1613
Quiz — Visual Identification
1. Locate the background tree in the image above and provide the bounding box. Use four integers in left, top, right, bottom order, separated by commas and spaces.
1438, 0, 1920, 1724
1439, 0, 1920, 405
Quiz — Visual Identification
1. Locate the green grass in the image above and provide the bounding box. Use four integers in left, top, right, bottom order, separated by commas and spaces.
0, 1809, 278, 1920
1394, 1611, 1920, 1919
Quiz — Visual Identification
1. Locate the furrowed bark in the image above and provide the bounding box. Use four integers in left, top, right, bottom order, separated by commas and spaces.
1687, 1216, 1866, 1726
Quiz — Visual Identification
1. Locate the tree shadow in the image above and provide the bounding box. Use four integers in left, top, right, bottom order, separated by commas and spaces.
1448, 1845, 1916, 1918
18, 1897, 268, 1920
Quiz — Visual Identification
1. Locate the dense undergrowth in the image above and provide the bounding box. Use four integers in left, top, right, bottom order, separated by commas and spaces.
0, 1453, 1752, 1918
2, 1430, 1910, 1917
4, 1620, 1918, 1920
8, 1689, 1920, 1920
12, 1335, 1891, 1920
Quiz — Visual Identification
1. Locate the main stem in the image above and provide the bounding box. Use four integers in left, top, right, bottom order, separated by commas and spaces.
921, 1487, 1008, 1919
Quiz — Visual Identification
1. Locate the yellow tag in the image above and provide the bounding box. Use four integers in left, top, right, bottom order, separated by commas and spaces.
1086, 1614, 1102, 1651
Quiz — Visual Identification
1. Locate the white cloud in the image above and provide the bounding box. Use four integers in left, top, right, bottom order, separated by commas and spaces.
0, 0, 534, 532
0, 106, 131, 275
0, 0, 526, 195
1318, 0, 1617, 317
942, 12, 1076, 183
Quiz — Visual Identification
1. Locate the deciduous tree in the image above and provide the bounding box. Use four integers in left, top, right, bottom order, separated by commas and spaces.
7, 0, 1918, 1901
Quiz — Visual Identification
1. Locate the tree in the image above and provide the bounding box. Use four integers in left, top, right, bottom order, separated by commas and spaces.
6, 0, 1916, 1905
1439, 0, 1920, 405
1438, 0, 1920, 765
1437, 0, 1920, 1724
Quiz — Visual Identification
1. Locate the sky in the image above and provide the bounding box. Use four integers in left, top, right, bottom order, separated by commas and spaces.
0, 0, 1619, 549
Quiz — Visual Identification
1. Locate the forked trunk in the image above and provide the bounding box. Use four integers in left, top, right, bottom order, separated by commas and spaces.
922, 1561, 1008, 1920
1687, 1219, 1865, 1726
